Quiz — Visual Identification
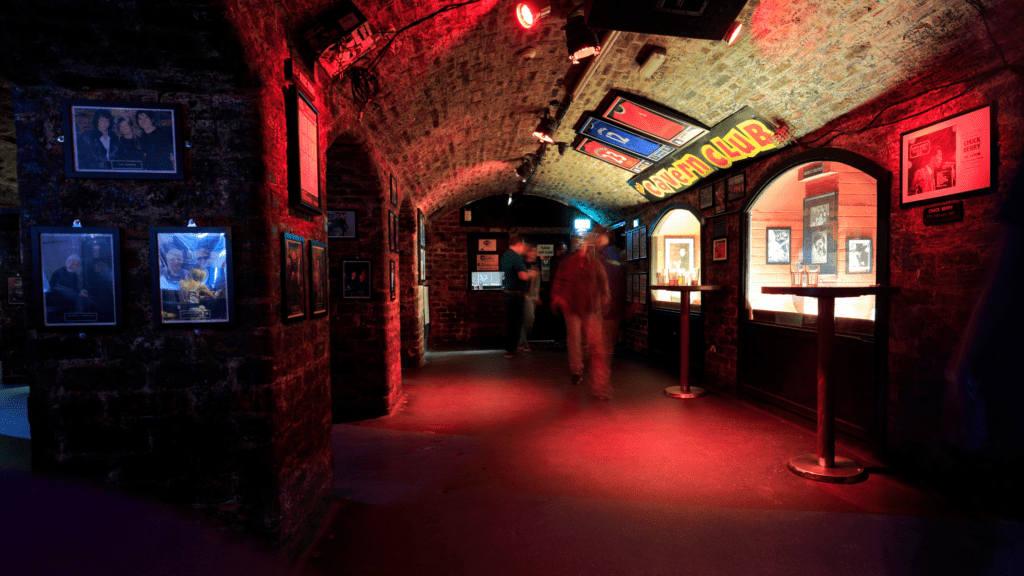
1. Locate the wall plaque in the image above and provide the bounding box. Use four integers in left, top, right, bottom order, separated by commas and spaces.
923, 200, 964, 225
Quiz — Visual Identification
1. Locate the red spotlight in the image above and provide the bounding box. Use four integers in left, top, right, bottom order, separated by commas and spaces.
516, 3, 551, 29
723, 21, 743, 46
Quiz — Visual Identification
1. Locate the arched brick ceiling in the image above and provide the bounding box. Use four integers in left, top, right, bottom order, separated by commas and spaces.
290, 0, 1019, 223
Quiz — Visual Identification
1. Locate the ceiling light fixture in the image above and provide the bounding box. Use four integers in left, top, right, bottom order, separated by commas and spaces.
565, 14, 600, 64
515, 157, 537, 182
532, 116, 557, 144
515, 3, 551, 29
723, 21, 743, 46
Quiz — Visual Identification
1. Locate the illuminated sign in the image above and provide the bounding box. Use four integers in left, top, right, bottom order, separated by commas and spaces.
574, 137, 653, 173
600, 94, 707, 147
578, 116, 675, 161
627, 107, 783, 202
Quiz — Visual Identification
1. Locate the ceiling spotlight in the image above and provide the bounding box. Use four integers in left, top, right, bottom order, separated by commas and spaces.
515, 157, 537, 182
565, 15, 600, 64
515, 3, 551, 29
532, 116, 557, 144
556, 142, 568, 156
723, 21, 743, 46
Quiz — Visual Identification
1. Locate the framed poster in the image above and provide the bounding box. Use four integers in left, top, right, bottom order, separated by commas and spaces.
309, 240, 327, 316
390, 174, 399, 207
342, 260, 371, 299
633, 275, 641, 304
149, 227, 232, 326
766, 227, 791, 265
626, 229, 634, 261
900, 104, 994, 208
699, 184, 714, 210
639, 273, 647, 304
714, 180, 726, 214
8, 277, 24, 305
62, 99, 184, 180
631, 229, 640, 261
32, 226, 122, 329
389, 211, 399, 253
389, 259, 396, 301
282, 233, 306, 320
802, 191, 838, 275
288, 85, 321, 214
478, 238, 497, 251
713, 238, 728, 261
626, 273, 634, 302
327, 210, 356, 239
638, 226, 647, 259
665, 236, 695, 274
418, 210, 427, 284
846, 238, 873, 274
727, 172, 746, 201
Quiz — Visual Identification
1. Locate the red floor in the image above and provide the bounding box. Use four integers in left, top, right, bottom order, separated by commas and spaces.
302, 348, 1024, 575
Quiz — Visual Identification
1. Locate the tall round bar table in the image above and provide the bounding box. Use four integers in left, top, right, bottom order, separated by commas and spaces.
761, 285, 901, 483
648, 285, 725, 399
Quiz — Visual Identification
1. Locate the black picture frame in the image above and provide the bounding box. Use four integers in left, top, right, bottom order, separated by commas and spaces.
32, 226, 122, 329
900, 103, 995, 208
766, 227, 791, 265
417, 210, 427, 284
8, 276, 24, 305
282, 233, 306, 320
389, 259, 396, 301
727, 172, 746, 201
638, 226, 647, 259
342, 260, 372, 299
390, 174, 399, 207
699, 184, 714, 210
389, 211, 399, 253
287, 85, 321, 215
846, 238, 873, 274
626, 229, 634, 262
62, 99, 185, 180
802, 191, 838, 275
149, 227, 233, 327
327, 210, 356, 239
309, 240, 328, 316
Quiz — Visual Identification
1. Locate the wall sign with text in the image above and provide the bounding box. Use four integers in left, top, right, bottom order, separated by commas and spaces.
599, 92, 707, 147
577, 116, 676, 161
573, 136, 653, 173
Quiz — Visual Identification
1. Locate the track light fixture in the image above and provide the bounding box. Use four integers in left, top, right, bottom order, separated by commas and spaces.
565, 14, 600, 64
515, 156, 538, 182
532, 116, 557, 144
723, 21, 743, 46
515, 3, 551, 29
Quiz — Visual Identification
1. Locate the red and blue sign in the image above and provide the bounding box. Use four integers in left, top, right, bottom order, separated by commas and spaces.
573, 137, 653, 173
577, 116, 676, 161
600, 95, 707, 147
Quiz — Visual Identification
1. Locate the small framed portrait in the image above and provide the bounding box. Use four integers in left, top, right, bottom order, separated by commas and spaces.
712, 238, 728, 261
288, 85, 321, 215
802, 191, 838, 275
61, 99, 185, 180
699, 184, 714, 210
390, 174, 399, 207
389, 259, 396, 301
714, 180, 726, 214
638, 226, 647, 259
282, 233, 306, 320
766, 227, 791, 265
389, 211, 399, 253
309, 240, 328, 316
900, 104, 995, 208
846, 238, 873, 274
727, 172, 746, 201
665, 236, 695, 273
327, 210, 356, 239
31, 226, 122, 329
149, 227, 233, 326
8, 276, 25, 305
343, 260, 372, 300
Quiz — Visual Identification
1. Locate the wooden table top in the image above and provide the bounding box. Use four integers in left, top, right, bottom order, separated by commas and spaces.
648, 285, 727, 292
761, 286, 901, 298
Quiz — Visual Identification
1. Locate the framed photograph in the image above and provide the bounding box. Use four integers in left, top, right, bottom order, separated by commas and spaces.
900, 104, 994, 208
626, 273, 634, 302
327, 210, 356, 239
418, 210, 427, 284
342, 260, 372, 299
626, 229, 634, 262
846, 238, 873, 274
638, 226, 647, 259
699, 184, 714, 210
713, 238, 728, 261
639, 273, 647, 304
8, 277, 24, 305
62, 99, 184, 180
288, 85, 321, 214
714, 180, 726, 214
389, 211, 399, 253
727, 172, 746, 201
478, 238, 497, 251
802, 191, 838, 275
282, 233, 306, 320
309, 240, 328, 316
390, 174, 399, 207
633, 275, 640, 304
664, 236, 695, 273
32, 227, 122, 329
150, 227, 232, 326
766, 227, 791, 265
389, 259, 396, 301
631, 229, 640, 261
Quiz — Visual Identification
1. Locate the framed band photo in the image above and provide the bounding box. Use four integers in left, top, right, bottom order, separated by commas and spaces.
288, 85, 321, 214
62, 99, 184, 180
900, 104, 994, 208
343, 260, 372, 300
149, 227, 233, 326
327, 210, 356, 239
309, 240, 328, 316
32, 226, 122, 329
390, 259, 396, 301
282, 233, 306, 320
390, 174, 399, 207
846, 238, 873, 274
